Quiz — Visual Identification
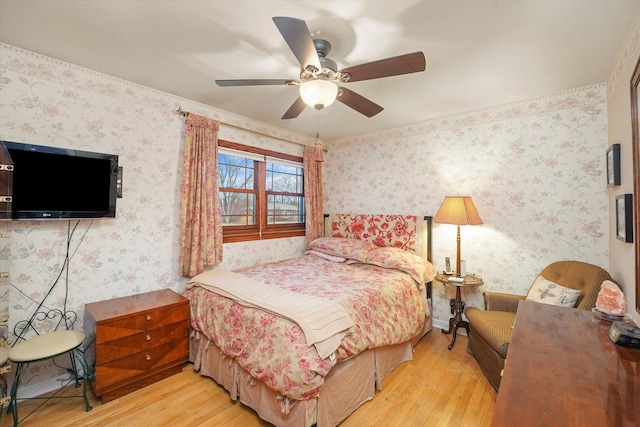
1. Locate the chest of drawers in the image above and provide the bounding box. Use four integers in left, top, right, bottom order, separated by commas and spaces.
84, 289, 189, 403
492, 300, 640, 426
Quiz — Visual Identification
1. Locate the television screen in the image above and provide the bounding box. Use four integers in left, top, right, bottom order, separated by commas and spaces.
1, 141, 118, 220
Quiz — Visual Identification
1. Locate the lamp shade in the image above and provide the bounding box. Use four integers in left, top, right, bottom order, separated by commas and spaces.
299, 80, 338, 110
433, 196, 483, 225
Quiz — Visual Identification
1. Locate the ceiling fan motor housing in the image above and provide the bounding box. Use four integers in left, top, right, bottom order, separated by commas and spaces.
300, 39, 346, 83
313, 39, 332, 57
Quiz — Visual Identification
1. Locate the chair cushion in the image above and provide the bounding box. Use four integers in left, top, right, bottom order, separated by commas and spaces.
525, 276, 581, 307
465, 308, 515, 359
8, 330, 85, 363
0, 346, 8, 365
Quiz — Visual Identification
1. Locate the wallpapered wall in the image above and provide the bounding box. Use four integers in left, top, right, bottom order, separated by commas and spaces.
323, 85, 610, 324
0, 41, 614, 393
606, 17, 640, 326
0, 43, 309, 393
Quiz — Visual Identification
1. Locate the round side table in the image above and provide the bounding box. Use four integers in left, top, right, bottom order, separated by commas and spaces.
435, 273, 484, 350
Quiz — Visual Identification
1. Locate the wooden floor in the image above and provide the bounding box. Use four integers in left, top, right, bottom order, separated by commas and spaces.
1, 330, 496, 427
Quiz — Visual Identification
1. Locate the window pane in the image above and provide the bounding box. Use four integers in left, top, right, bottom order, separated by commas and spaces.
266, 161, 303, 193
219, 191, 255, 225
219, 154, 254, 189
267, 195, 304, 224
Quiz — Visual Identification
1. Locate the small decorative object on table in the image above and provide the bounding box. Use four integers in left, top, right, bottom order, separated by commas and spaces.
593, 280, 626, 321
609, 321, 640, 348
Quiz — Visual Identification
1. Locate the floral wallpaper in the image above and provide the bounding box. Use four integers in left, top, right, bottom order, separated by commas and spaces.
0, 40, 614, 393
0, 43, 308, 393
324, 85, 610, 326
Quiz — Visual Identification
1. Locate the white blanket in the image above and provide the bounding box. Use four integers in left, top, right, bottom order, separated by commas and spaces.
187, 269, 354, 359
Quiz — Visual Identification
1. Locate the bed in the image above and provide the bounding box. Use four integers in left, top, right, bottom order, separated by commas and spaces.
184, 214, 435, 427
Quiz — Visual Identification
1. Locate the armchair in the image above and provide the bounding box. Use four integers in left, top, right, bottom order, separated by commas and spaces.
464, 260, 613, 390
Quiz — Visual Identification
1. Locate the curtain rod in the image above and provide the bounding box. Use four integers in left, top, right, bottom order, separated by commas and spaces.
176, 107, 318, 149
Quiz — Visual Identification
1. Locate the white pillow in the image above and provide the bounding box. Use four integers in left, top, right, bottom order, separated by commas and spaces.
526, 276, 581, 307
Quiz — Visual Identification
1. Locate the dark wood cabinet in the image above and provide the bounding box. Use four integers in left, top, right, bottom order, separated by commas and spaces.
85, 289, 189, 403
492, 300, 639, 427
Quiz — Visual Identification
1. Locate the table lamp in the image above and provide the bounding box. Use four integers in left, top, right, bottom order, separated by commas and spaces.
433, 196, 483, 277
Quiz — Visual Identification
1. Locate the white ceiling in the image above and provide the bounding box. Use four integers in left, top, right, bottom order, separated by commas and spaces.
1, 0, 639, 140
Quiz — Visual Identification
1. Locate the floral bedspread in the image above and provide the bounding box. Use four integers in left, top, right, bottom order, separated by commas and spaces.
184, 254, 426, 400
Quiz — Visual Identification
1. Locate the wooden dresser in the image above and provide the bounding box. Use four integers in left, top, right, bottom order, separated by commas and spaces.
84, 289, 190, 403
492, 300, 639, 427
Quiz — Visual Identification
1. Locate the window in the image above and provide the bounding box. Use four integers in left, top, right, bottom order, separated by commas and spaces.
218, 140, 305, 242
218, 150, 258, 227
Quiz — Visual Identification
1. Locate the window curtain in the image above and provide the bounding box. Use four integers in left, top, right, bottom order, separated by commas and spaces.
304, 145, 324, 246
180, 114, 223, 276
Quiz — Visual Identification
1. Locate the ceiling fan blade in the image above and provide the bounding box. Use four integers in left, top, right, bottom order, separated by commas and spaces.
215, 79, 293, 87
336, 87, 383, 117
273, 17, 321, 71
340, 52, 426, 83
281, 97, 307, 120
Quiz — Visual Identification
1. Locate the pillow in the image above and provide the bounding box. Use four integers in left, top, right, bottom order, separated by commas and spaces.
525, 276, 581, 307
364, 247, 436, 285
305, 250, 347, 263
308, 238, 378, 262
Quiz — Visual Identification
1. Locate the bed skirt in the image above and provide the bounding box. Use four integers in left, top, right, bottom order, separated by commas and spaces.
189, 313, 432, 427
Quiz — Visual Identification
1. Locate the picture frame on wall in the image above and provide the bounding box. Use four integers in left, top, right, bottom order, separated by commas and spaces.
606, 143, 621, 186
616, 194, 633, 243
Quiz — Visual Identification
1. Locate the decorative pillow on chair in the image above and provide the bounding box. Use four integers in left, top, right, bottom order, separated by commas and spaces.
525, 276, 581, 307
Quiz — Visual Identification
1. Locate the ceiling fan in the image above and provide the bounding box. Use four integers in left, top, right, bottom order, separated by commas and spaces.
215, 17, 426, 119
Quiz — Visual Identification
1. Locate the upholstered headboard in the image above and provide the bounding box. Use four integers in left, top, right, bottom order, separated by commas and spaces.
324, 214, 433, 297
324, 214, 432, 259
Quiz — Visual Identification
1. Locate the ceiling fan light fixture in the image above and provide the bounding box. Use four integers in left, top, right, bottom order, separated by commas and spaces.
299, 79, 338, 110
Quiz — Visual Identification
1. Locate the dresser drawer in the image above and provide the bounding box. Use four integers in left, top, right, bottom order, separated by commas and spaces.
94, 336, 188, 395
96, 320, 189, 365
95, 303, 189, 344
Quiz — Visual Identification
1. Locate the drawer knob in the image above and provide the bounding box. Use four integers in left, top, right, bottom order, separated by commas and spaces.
145, 354, 151, 361
146, 314, 151, 321
146, 334, 151, 341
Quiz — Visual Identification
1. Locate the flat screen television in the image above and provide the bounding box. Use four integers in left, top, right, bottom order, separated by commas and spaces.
1, 141, 118, 220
